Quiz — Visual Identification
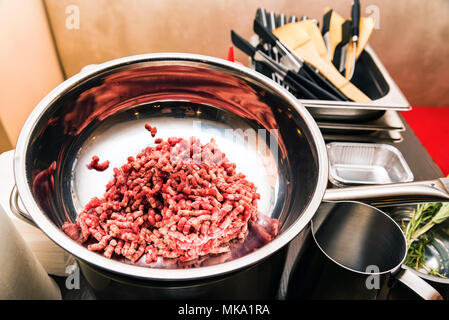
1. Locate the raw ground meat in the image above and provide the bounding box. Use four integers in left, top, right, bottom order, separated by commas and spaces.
144, 123, 157, 137
63, 123, 279, 265
87, 155, 110, 171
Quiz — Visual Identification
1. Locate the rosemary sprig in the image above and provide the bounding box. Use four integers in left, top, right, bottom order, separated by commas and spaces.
403, 234, 432, 270
402, 202, 449, 277
404, 203, 449, 247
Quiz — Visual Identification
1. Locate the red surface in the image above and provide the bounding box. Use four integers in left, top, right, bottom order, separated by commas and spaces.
227, 45, 235, 62
401, 106, 449, 176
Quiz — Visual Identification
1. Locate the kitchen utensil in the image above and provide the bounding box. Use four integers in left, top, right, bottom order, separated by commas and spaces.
286, 201, 443, 299
11, 53, 449, 299
231, 30, 315, 98
345, 17, 375, 79
323, 7, 345, 61
288, 16, 298, 23
0, 204, 61, 299
256, 8, 278, 84
253, 19, 349, 101
273, 22, 371, 102
348, 0, 360, 79
332, 20, 352, 73
326, 142, 414, 186
277, 13, 286, 28
255, 8, 266, 23
324, 7, 375, 79
254, 19, 304, 74
295, 45, 410, 120
274, 12, 289, 89
255, 8, 272, 59
231, 30, 340, 100
254, 9, 393, 120
321, 9, 333, 60
255, 8, 268, 40
294, 20, 329, 62
267, 11, 276, 32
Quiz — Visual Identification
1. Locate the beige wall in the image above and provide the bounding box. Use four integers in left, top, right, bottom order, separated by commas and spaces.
1, 0, 448, 150
0, 0, 64, 150
44, 0, 449, 106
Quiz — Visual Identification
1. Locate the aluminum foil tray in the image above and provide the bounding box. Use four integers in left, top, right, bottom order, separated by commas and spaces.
326, 142, 414, 186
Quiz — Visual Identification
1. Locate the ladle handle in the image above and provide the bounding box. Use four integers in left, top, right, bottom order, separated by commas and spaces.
394, 267, 443, 300
323, 178, 449, 206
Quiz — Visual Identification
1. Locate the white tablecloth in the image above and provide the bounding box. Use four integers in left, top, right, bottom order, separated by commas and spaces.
0, 150, 73, 276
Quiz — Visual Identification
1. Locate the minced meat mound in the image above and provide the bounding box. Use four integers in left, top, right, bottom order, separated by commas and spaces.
63, 124, 264, 264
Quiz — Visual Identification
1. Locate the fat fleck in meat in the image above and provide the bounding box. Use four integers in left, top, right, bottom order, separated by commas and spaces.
63, 124, 278, 265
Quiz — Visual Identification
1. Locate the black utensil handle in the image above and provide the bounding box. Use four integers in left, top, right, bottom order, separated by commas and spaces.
278, 13, 286, 27
332, 20, 352, 69
253, 19, 278, 46
351, 0, 360, 39
256, 8, 268, 27
288, 16, 298, 23
322, 9, 332, 35
230, 30, 257, 57
287, 71, 340, 101
306, 66, 350, 101
268, 11, 276, 31
283, 74, 318, 99
301, 63, 350, 101
297, 67, 316, 82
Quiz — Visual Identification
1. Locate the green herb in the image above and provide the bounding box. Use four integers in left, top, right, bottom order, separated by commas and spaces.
403, 234, 430, 269
402, 202, 449, 277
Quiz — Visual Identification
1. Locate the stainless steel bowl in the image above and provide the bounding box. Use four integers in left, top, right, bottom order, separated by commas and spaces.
13, 53, 328, 298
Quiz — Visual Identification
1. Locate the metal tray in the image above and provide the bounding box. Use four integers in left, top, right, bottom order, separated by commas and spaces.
326, 142, 413, 185
323, 130, 403, 144
318, 110, 405, 133
252, 45, 411, 122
